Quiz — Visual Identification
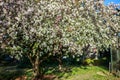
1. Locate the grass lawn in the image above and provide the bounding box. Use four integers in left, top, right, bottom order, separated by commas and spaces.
24, 65, 119, 80
0, 64, 120, 80
58, 66, 118, 80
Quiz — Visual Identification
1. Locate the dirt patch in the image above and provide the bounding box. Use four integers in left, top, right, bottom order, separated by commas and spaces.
96, 72, 107, 76
43, 74, 57, 80
15, 75, 27, 80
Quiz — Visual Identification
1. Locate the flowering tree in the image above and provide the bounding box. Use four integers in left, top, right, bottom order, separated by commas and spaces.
0, 0, 120, 79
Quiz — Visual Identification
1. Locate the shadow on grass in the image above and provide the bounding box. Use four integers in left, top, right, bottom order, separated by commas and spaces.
0, 69, 24, 80
42, 64, 82, 79
0, 63, 25, 80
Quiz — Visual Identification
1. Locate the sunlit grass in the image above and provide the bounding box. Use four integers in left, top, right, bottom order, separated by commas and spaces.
59, 66, 118, 80
24, 65, 119, 80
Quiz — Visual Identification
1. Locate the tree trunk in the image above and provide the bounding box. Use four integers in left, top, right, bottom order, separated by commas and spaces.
58, 57, 62, 71
82, 44, 90, 63
33, 53, 43, 80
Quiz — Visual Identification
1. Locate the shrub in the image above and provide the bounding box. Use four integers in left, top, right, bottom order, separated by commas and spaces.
84, 58, 94, 65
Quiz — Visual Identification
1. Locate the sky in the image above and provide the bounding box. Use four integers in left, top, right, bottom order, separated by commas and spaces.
104, 0, 120, 5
